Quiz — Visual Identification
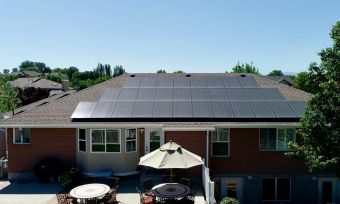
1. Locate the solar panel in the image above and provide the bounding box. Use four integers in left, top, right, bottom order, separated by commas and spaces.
191, 101, 213, 117
222, 77, 242, 88
123, 77, 141, 88
140, 77, 157, 88
239, 76, 258, 87
155, 88, 173, 101
174, 77, 190, 88
190, 77, 207, 88
209, 88, 228, 101
262, 88, 284, 100
157, 77, 173, 88
71, 102, 97, 118
136, 88, 156, 101
191, 88, 210, 101
225, 88, 247, 100
211, 101, 234, 118
173, 88, 191, 101
268, 101, 297, 118
132, 101, 154, 117
91, 102, 116, 118
111, 101, 135, 118
206, 77, 224, 88
118, 88, 138, 101
244, 88, 266, 100
99, 88, 121, 102
248, 101, 276, 118
230, 101, 255, 118
173, 101, 193, 117
153, 101, 173, 117
288, 101, 306, 117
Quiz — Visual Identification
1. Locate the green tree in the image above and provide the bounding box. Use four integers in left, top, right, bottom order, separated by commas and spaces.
293, 71, 314, 93
0, 80, 19, 115
47, 75, 63, 83
113, 65, 125, 77
12, 68, 18, 73
268, 69, 284, 76
230, 62, 260, 75
173, 70, 184, 74
19, 60, 51, 73
67, 67, 79, 80
287, 21, 340, 175
3, 69, 9, 74
157, 69, 166, 73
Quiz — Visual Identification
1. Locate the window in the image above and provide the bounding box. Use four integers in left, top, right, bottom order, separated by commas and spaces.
126, 129, 137, 152
91, 129, 120, 152
150, 131, 160, 152
212, 128, 229, 156
262, 178, 291, 201
13, 128, 30, 144
260, 128, 295, 151
78, 129, 86, 152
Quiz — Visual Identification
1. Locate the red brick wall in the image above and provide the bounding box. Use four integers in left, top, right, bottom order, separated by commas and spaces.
0, 129, 6, 157
7, 128, 76, 172
165, 131, 207, 176
211, 128, 307, 175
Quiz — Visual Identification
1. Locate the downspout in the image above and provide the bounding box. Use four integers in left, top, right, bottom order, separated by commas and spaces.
206, 130, 209, 167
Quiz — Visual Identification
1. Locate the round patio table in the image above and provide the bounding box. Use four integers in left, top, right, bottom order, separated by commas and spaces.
151, 183, 191, 199
70, 183, 110, 203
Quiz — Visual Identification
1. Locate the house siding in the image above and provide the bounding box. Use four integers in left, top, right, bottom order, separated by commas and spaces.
7, 128, 76, 177
0, 129, 6, 158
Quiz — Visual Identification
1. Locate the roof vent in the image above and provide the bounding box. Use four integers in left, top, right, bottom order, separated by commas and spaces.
185, 74, 191, 77
130, 74, 135, 77
240, 74, 246, 77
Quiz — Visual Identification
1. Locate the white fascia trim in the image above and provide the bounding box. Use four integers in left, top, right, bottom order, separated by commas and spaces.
215, 122, 301, 128
163, 127, 216, 131
0, 123, 163, 129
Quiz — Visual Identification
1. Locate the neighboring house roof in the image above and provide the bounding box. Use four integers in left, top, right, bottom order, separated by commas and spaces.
9, 77, 62, 90
264, 76, 294, 86
10, 71, 42, 78
0, 73, 310, 126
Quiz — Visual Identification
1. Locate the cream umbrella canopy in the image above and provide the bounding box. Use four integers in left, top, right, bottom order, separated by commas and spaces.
139, 141, 204, 182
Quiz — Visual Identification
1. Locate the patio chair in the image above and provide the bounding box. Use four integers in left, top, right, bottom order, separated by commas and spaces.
98, 186, 119, 204
179, 190, 195, 204
136, 186, 154, 204
107, 176, 120, 188
142, 179, 155, 193
65, 194, 77, 204
56, 193, 66, 204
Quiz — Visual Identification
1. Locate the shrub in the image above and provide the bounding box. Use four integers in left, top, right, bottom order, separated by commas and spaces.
220, 197, 239, 204
33, 157, 63, 182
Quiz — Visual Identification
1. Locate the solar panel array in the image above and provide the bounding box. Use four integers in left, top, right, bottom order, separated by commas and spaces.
71, 76, 306, 119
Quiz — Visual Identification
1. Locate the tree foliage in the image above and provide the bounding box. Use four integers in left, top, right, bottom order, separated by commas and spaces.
230, 62, 260, 75
287, 21, 340, 176
113, 65, 125, 77
268, 69, 283, 76
0, 80, 19, 115
157, 69, 166, 73
3, 69, 9, 74
173, 70, 184, 74
19, 60, 51, 73
47, 75, 63, 83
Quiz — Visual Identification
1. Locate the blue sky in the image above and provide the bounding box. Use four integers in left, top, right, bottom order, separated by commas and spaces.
0, 1, 339, 74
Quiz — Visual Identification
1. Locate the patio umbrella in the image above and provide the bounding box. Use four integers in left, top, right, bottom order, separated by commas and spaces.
139, 141, 204, 182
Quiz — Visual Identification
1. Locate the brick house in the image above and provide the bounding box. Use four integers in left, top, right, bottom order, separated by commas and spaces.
0, 73, 339, 204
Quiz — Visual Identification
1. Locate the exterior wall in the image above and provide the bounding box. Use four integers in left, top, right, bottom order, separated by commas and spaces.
138, 128, 145, 157
0, 129, 6, 158
7, 128, 76, 178
77, 128, 141, 174
211, 128, 307, 175
165, 131, 206, 176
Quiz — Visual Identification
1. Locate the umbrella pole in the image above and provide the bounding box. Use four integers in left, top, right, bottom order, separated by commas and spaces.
170, 168, 172, 183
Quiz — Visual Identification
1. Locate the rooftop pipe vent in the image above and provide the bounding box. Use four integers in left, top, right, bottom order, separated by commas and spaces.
240, 74, 246, 77
130, 74, 135, 77
185, 74, 191, 77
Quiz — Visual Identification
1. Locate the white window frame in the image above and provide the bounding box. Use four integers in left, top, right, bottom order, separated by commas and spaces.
259, 128, 296, 151
211, 128, 230, 157
78, 128, 86, 152
261, 177, 291, 201
13, 128, 30, 144
125, 128, 137, 153
90, 129, 121, 153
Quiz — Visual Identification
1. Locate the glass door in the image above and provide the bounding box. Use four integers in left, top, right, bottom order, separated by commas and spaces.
221, 178, 244, 204
145, 129, 164, 154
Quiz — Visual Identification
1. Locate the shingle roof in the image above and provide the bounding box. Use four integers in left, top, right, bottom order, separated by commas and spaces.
10, 77, 62, 90
0, 73, 310, 126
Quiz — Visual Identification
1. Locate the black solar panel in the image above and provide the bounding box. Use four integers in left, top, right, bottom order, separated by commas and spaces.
91, 102, 116, 118
192, 101, 213, 117
262, 88, 284, 100
174, 77, 190, 88
153, 101, 173, 117
222, 77, 242, 88
288, 101, 306, 117
155, 88, 173, 101
230, 101, 255, 118
123, 77, 141, 88
71, 102, 97, 118
173, 101, 193, 117
226, 88, 247, 100
209, 88, 228, 101
191, 88, 210, 101
118, 88, 138, 101
244, 88, 266, 100
190, 77, 207, 88
136, 88, 156, 101
239, 76, 258, 87
249, 101, 276, 118
206, 77, 224, 88
111, 101, 135, 118
173, 88, 191, 101
268, 101, 297, 118
211, 101, 234, 118
132, 101, 154, 117
157, 77, 173, 88
99, 88, 121, 102
140, 77, 157, 88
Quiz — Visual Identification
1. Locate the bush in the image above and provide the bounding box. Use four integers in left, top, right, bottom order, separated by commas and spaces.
61, 167, 84, 190
33, 157, 63, 182
220, 197, 239, 204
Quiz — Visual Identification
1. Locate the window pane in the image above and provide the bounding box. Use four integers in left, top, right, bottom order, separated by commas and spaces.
126, 141, 136, 152
106, 144, 120, 152
126, 129, 136, 139
79, 141, 86, 152
277, 129, 286, 149
212, 131, 218, 141
226, 181, 237, 199
22, 128, 30, 143
92, 144, 105, 152
79, 129, 86, 140
277, 178, 290, 200
92, 130, 105, 143
262, 178, 275, 200
107, 130, 119, 143
218, 128, 229, 141
212, 142, 228, 156
14, 129, 21, 143
286, 129, 295, 143
260, 128, 276, 150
